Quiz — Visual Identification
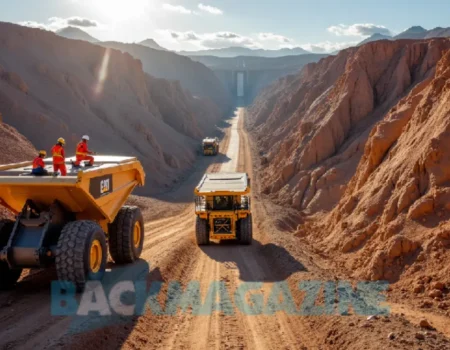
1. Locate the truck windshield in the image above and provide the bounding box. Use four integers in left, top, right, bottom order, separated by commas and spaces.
213, 196, 234, 210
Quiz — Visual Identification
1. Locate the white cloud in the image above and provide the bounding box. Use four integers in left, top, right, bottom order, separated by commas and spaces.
19, 16, 100, 31
198, 3, 223, 15
66, 16, 98, 27
158, 30, 260, 49
162, 3, 192, 14
328, 23, 392, 37
300, 41, 358, 53
257, 32, 293, 48
168, 31, 200, 41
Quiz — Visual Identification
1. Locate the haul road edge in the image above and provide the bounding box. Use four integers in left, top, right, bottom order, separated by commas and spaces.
0, 155, 146, 291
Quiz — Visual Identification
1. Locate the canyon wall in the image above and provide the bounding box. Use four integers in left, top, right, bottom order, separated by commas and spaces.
249, 38, 450, 284
0, 22, 223, 194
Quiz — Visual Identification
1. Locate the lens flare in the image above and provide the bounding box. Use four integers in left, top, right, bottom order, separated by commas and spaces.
94, 48, 111, 96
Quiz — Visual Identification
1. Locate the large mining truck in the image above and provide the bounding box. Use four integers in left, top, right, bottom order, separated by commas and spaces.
194, 172, 252, 245
0, 156, 145, 291
202, 137, 219, 156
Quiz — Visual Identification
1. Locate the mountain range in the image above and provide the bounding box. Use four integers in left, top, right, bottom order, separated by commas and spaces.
357, 26, 450, 46
179, 46, 310, 58
54, 25, 450, 58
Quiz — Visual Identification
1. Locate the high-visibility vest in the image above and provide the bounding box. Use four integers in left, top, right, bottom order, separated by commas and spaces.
51, 145, 65, 164
76, 142, 88, 156
32, 157, 44, 169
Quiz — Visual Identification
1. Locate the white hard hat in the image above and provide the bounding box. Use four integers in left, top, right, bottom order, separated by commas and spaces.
82, 135, 90, 141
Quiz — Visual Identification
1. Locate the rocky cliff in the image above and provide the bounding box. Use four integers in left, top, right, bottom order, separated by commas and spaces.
249, 38, 450, 288
0, 22, 223, 194
249, 39, 450, 213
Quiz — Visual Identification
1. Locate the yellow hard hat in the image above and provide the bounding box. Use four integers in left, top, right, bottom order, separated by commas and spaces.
57, 137, 66, 145
39, 150, 47, 157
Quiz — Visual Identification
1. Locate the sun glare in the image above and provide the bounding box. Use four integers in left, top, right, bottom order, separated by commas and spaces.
93, 0, 149, 21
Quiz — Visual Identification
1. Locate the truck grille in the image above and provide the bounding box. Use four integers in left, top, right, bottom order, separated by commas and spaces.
214, 218, 232, 234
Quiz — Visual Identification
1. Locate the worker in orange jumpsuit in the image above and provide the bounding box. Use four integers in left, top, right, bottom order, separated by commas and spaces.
51, 138, 67, 176
74, 135, 95, 167
31, 150, 48, 176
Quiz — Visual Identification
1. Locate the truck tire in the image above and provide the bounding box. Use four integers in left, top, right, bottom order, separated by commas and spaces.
239, 215, 253, 245
109, 206, 144, 264
0, 219, 22, 290
196, 217, 209, 245
55, 220, 107, 292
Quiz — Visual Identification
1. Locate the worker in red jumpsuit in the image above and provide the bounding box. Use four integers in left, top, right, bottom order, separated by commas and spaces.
51, 137, 67, 176
74, 135, 95, 167
31, 150, 48, 176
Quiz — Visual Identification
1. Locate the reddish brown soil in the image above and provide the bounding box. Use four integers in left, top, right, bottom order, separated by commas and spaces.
0, 109, 449, 349
248, 38, 450, 345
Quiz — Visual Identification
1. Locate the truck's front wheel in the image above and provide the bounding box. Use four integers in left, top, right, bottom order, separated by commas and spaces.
239, 215, 253, 245
196, 217, 209, 245
56, 221, 107, 292
109, 206, 144, 264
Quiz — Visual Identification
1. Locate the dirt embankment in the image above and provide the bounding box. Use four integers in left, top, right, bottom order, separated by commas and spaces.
0, 22, 225, 194
249, 39, 450, 315
0, 116, 37, 219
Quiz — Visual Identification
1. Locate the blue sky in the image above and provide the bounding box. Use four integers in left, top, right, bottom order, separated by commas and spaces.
1, 0, 450, 52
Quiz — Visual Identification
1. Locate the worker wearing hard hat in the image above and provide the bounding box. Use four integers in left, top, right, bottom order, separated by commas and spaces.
74, 135, 95, 167
31, 150, 49, 176
51, 137, 67, 176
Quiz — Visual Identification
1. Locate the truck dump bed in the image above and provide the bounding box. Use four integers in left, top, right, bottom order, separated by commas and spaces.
0, 156, 145, 223
195, 172, 250, 195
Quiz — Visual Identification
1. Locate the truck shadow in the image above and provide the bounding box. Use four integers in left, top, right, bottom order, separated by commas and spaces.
200, 239, 307, 282
0, 260, 159, 350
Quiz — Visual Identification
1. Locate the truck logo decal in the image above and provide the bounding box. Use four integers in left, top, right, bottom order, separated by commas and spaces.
90, 175, 113, 198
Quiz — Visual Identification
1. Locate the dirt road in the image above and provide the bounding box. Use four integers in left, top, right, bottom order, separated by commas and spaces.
0, 108, 449, 350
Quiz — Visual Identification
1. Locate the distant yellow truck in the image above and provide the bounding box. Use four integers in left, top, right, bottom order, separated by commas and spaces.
194, 172, 252, 245
0, 156, 145, 291
202, 137, 219, 156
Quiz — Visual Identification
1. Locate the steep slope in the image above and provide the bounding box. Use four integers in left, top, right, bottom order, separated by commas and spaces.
249, 39, 450, 213
0, 117, 36, 219
100, 41, 231, 112
138, 38, 166, 51
180, 46, 310, 58
56, 26, 99, 43
0, 115, 36, 164
316, 47, 450, 285
249, 38, 450, 293
0, 22, 222, 194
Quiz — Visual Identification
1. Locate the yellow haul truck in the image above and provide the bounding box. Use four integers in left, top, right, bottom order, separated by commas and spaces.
194, 172, 252, 245
0, 156, 145, 291
202, 137, 219, 156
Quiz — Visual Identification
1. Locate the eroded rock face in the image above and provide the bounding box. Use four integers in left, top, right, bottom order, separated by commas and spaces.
0, 22, 223, 194
249, 38, 450, 281
249, 39, 450, 215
